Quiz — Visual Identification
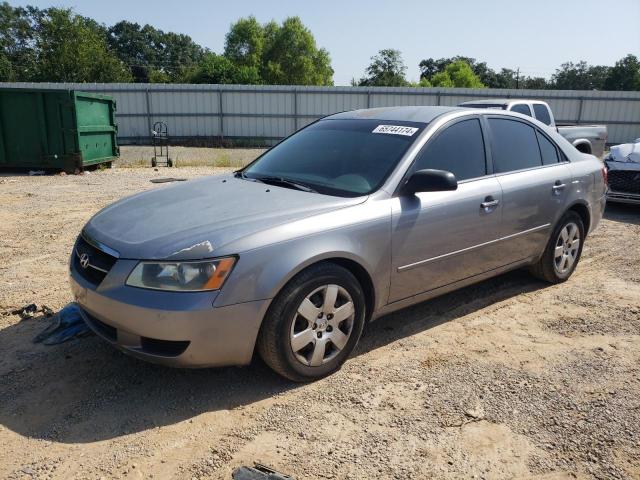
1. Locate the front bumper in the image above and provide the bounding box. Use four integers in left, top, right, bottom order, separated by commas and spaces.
606, 189, 640, 205
70, 259, 270, 368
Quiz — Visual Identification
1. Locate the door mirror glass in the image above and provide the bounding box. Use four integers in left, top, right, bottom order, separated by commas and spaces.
403, 169, 458, 194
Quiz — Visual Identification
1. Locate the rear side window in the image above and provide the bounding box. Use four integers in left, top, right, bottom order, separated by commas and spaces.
533, 104, 552, 125
511, 104, 532, 117
488, 118, 542, 173
536, 131, 560, 165
414, 118, 486, 181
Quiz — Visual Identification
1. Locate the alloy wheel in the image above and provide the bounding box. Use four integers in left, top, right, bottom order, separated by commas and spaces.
289, 284, 355, 367
554, 222, 580, 275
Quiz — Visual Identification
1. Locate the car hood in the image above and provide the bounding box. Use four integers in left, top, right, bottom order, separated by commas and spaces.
83, 174, 366, 260
605, 158, 640, 172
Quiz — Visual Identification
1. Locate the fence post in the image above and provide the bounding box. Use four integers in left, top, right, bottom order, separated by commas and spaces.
145, 88, 152, 141
293, 87, 298, 133
218, 87, 225, 143
577, 98, 584, 125
366, 90, 371, 108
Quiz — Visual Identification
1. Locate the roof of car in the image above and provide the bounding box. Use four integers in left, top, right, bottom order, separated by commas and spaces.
326, 106, 464, 124
459, 99, 509, 106
459, 99, 547, 106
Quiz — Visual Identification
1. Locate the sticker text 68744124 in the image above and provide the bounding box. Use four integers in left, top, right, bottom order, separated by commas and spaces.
372, 125, 419, 136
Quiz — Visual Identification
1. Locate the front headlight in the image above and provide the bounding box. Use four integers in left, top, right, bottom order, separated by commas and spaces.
126, 257, 236, 292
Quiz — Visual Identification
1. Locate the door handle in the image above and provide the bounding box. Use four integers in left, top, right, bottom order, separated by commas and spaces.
481, 198, 500, 211
552, 181, 566, 194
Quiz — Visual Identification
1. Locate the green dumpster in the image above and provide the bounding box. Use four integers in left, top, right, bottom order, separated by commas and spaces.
0, 88, 118, 172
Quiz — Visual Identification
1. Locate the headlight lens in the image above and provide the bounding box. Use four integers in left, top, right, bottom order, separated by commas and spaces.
126, 257, 236, 292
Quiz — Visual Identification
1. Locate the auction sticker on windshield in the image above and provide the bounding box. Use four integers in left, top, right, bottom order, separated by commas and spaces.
372, 125, 419, 136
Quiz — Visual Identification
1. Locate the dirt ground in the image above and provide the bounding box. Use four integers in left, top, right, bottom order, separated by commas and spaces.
0, 157, 639, 480
117, 146, 265, 168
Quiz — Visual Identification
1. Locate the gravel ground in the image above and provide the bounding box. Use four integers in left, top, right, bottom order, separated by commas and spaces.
0, 161, 639, 480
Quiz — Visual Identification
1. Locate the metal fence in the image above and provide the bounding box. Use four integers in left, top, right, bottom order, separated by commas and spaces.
3, 82, 640, 145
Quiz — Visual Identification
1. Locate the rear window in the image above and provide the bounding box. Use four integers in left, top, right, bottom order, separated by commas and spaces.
488, 118, 542, 173
243, 119, 425, 197
533, 104, 552, 125
511, 104, 532, 117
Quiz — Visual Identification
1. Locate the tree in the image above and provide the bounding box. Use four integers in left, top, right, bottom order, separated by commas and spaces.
189, 52, 261, 84
604, 54, 640, 91
521, 76, 548, 89
358, 49, 408, 87
260, 17, 333, 85
0, 2, 39, 81
107, 21, 203, 82
420, 56, 497, 87
34, 8, 131, 82
224, 16, 264, 71
429, 60, 485, 88
551, 61, 609, 90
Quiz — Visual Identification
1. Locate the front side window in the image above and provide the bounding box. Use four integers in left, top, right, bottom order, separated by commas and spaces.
488, 118, 542, 173
413, 118, 486, 181
533, 104, 552, 125
242, 119, 425, 197
536, 131, 560, 165
511, 104, 532, 117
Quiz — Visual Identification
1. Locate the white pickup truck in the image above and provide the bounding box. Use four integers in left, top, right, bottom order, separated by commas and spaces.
460, 99, 608, 158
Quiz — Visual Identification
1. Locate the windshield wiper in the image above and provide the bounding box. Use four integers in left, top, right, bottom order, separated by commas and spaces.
247, 175, 317, 193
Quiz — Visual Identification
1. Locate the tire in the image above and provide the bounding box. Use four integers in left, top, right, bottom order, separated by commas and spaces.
257, 263, 366, 382
530, 211, 585, 284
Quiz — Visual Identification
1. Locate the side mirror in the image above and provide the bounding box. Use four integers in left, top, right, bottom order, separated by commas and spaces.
403, 169, 458, 195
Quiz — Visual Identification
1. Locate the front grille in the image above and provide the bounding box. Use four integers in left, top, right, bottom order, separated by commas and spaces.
140, 337, 190, 357
608, 170, 640, 195
73, 235, 118, 286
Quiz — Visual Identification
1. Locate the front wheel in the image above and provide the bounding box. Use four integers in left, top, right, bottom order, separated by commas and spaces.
257, 263, 366, 382
530, 211, 585, 283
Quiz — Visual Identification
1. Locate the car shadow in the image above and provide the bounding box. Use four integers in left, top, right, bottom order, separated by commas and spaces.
604, 202, 640, 226
0, 270, 545, 444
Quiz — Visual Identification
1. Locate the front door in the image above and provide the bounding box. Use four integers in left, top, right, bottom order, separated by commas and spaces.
389, 117, 504, 303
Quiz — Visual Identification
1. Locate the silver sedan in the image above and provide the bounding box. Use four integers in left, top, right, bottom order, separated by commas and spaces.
70, 106, 607, 381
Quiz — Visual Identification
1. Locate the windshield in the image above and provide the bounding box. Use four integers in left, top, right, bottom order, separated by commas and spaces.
241, 118, 426, 197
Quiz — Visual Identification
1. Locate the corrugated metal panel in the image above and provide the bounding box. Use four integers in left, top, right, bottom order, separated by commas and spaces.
2, 82, 639, 144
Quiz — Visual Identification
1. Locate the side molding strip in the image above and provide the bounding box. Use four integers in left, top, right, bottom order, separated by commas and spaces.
397, 224, 551, 272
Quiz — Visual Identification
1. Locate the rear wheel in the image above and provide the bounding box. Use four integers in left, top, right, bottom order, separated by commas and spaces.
530, 211, 584, 283
257, 263, 366, 382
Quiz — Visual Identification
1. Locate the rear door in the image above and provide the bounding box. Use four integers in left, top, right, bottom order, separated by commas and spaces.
485, 116, 571, 263
389, 116, 504, 303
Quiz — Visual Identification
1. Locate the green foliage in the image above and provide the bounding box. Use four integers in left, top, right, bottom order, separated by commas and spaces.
551, 61, 608, 90
0, 3, 40, 80
34, 8, 131, 82
358, 49, 408, 87
604, 54, 640, 91
207, 15, 333, 85
189, 52, 261, 84
409, 77, 432, 88
223, 16, 264, 71
259, 17, 333, 85
1, 1, 638, 90
107, 21, 203, 82
429, 60, 485, 88
420, 56, 542, 89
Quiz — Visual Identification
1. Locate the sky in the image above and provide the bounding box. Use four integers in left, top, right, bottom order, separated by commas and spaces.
10, 0, 640, 85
